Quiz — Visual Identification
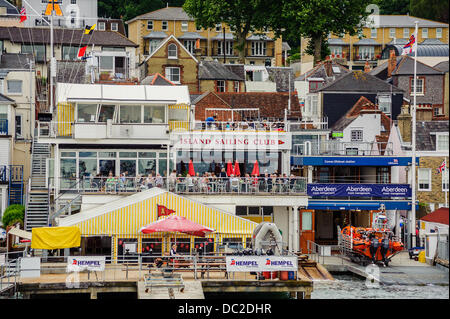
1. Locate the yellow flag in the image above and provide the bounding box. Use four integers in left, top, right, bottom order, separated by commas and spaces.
84, 24, 96, 35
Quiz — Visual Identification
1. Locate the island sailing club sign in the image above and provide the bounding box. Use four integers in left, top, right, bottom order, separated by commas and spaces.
307, 184, 412, 198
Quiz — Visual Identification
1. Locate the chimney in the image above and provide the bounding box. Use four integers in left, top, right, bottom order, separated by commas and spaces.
364, 60, 371, 73
397, 104, 412, 142
324, 59, 332, 77
387, 50, 396, 78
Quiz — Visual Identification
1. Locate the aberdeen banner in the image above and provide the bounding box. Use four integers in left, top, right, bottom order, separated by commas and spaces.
307, 184, 412, 197
225, 256, 298, 272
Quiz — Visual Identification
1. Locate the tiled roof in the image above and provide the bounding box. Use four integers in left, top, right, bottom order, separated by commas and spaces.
0, 53, 33, 70
420, 39, 446, 45
327, 38, 350, 45
369, 15, 449, 28
266, 67, 295, 92
224, 64, 245, 81
353, 38, 382, 46
295, 61, 350, 83
416, 121, 449, 151
196, 92, 301, 119
420, 207, 449, 225
387, 39, 409, 45
434, 60, 449, 73
199, 61, 244, 81
0, 26, 138, 47
127, 7, 193, 23
319, 70, 403, 93
246, 34, 273, 41
143, 31, 168, 39
177, 32, 206, 40
211, 33, 234, 40
392, 55, 444, 76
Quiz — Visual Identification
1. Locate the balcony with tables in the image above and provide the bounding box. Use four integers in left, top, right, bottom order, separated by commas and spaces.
53, 176, 307, 196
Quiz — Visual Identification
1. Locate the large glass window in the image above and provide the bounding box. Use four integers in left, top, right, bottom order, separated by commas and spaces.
99, 159, 115, 176
251, 41, 266, 56
61, 158, 76, 188
120, 160, 136, 176
119, 105, 141, 123
138, 158, 156, 176
22, 44, 46, 62
183, 40, 196, 54
144, 105, 165, 123
217, 40, 233, 55
437, 134, 449, 151
79, 156, 97, 178
329, 46, 342, 57
358, 46, 375, 60
165, 67, 180, 83
149, 40, 161, 54
99, 56, 114, 71
98, 105, 115, 122
77, 104, 97, 122
62, 46, 79, 60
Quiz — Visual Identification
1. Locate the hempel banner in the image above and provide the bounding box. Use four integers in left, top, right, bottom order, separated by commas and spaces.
225, 256, 298, 272
67, 256, 106, 272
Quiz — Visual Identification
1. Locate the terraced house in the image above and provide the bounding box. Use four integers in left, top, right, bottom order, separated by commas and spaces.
126, 6, 283, 67
301, 15, 449, 72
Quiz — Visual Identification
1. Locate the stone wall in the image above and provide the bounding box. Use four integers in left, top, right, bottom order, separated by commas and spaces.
416, 156, 449, 209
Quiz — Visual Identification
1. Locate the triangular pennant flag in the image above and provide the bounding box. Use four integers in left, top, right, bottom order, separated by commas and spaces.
84, 24, 96, 35
20, 7, 27, 23
77, 46, 87, 59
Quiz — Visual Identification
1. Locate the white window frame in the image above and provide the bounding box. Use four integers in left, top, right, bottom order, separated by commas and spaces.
403, 28, 409, 39
181, 21, 188, 32
147, 20, 153, 30
389, 28, 396, 38
149, 39, 161, 54
358, 46, 375, 60
436, 28, 442, 39
329, 46, 342, 57
162, 21, 168, 31
111, 22, 118, 32
422, 28, 428, 39
443, 168, 449, 192
168, 43, 178, 59
183, 40, 195, 54
411, 77, 424, 95
215, 23, 222, 32
251, 41, 266, 56
377, 94, 392, 115
234, 81, 240, 92
6, 80, 22, 95
165, 67, 180, 84
216, 80, 225, 92
436, 133, 449, 151
351, 129, 363, 142
98, 22, 105, 31
15, 114, 22, 138
418, 168, 432, 191
371, 28, 377, 38
217, 40, 233, 56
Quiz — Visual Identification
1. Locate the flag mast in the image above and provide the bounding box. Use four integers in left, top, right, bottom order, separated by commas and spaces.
411, 21, 418, 248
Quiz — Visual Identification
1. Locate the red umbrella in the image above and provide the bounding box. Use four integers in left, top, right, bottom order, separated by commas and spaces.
226, 160, 234, 176
188, 159, 195, 176
139, 215, 214, 237
251, 160, 260, 176
234, 160, 241, 176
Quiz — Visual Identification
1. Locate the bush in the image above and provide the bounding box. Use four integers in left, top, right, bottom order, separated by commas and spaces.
1, 204, 25, 228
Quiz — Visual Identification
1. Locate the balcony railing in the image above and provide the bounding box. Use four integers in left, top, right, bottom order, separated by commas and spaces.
0, 165, 23, 183
54, 176, 307, 195
292, 141, 393, 156
288, 118, 329, 131
193, 121, 286, 132
0, 119, 8, 135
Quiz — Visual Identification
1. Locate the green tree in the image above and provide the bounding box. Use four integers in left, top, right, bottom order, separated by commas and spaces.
372, 0, 411, 15
280, 0, 370, 65
1, 204, 25, 228
410, 0, 448, 23
183, 0, 283, 63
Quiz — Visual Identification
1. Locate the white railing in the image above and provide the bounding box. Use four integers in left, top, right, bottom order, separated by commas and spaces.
194, 121, 287, 132
288, 117, 329, 131
292, 141, 394, 156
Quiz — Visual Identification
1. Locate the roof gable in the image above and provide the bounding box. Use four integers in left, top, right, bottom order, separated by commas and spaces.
145, 34, 198, 63
393, 55, 444, 76
319, 70, 403, 93
420, 208, 449, 226
127, 7, 193, 23
199, 61, 244, 81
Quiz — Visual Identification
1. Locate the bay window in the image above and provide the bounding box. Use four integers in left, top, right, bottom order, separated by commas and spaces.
251, 41, 266, 56
358, 46, 375, 60
217, 40, 233, 56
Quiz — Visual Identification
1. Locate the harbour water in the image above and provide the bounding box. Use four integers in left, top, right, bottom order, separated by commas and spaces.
311, 274, 449, 299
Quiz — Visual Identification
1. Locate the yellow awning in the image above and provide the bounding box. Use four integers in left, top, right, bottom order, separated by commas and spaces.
31, 226, 81, 250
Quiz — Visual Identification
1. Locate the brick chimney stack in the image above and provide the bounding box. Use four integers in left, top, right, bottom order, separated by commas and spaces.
324, 59, 332, 77
364, 60, 371, 73
397, 104, 412, 142
387, 50, 397, 78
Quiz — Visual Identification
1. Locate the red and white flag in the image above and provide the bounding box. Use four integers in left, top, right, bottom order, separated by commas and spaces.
20, 7, 27, 23
437, 160, 446, 174
77, 46, 87, 59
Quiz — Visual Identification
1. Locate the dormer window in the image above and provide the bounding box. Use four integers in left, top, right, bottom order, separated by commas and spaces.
309, 81, 323, 91
168, 43, 178, 59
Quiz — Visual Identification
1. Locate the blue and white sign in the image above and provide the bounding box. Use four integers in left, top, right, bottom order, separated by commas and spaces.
307, 184, 411, 197
293, 157, 419, 167
226, 256, 298, 272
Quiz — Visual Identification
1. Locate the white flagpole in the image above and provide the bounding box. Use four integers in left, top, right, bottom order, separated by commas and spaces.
411, 21, 418, 248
